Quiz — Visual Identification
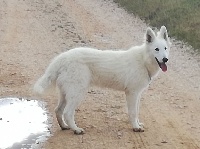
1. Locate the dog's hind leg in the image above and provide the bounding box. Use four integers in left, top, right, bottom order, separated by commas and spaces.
55, 91, 70, 130
60, 64, 90, 134
63, 86, 88, 135
64, 91, 85, 134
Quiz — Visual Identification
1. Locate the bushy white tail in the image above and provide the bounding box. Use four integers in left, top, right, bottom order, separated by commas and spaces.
34, 74, 54, 94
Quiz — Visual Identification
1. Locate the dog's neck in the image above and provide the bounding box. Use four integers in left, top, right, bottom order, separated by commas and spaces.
143, 50, 160, 80
146, 66, 152, 81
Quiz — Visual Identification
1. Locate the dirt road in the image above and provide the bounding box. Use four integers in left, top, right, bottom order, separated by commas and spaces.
1, 0, 200, 148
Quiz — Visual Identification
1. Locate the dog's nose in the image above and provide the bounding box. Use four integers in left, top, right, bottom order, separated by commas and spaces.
162, 58, 168, 63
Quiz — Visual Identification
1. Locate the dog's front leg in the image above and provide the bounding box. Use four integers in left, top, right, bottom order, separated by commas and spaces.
126, 91, 144, 132
137, 98, 144, 127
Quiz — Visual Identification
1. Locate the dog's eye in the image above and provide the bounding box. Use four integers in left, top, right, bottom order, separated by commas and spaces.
165, 47, 167, 50
155, 48, 159, 51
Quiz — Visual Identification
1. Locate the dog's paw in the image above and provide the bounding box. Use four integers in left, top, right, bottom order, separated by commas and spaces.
137, 119, 144, 127
138, 122, 144, 127
133, 127, 144, 132
74, 128, 85, 135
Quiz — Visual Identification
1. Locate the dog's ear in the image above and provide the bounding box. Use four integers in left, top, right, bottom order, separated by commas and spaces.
159, 26, 168, 40
159, 26, 172, 46
146, 27, 156, 43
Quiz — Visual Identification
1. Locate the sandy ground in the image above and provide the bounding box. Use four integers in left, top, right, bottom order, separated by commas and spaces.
1, 0, 200, 148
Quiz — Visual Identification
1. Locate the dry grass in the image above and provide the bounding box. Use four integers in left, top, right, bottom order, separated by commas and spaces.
114, 0, 200, 51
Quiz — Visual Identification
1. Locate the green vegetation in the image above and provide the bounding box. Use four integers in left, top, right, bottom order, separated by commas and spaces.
114, 0, 200, 50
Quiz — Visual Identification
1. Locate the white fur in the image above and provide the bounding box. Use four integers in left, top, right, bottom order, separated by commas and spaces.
34, 26, 171, 134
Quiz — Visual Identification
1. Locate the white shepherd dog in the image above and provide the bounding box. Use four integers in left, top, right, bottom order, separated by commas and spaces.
34, 26, 171, 134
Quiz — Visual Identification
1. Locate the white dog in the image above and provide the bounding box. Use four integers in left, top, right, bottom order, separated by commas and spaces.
34, 26, 171, 134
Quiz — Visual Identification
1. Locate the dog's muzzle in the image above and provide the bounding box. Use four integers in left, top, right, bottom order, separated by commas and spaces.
155, 57, 168, 72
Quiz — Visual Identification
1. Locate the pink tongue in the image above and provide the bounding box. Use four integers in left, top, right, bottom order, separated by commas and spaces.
161, 63, 167, 72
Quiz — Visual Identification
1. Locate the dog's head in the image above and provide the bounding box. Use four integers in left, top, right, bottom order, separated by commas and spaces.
145, 26, 171, 72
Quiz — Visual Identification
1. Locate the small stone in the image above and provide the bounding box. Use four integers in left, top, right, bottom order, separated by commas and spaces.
58, 25, 63, 28
155, 143, 162, 146
117, 132, 122, 139
86, 126, 90, 128
161, 140, 168, 143
88, 90, 96, 94
191, 126, 197, 129
117, 132, 122, 136
91, 125, 96, 128
11, 72, 16, 75
116, 118, 120, 121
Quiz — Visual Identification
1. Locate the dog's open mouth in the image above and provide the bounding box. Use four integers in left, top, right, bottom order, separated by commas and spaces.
155, 58, 167, 72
